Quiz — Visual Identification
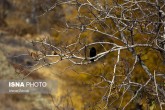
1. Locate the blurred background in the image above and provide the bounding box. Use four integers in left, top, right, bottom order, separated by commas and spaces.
0, 0, 165, 110
0, 0, 74, 110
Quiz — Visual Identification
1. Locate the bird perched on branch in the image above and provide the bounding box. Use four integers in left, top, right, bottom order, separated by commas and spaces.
90, 47, 96, 62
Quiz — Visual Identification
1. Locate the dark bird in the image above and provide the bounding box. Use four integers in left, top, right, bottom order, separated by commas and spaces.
90, 47, 96, 62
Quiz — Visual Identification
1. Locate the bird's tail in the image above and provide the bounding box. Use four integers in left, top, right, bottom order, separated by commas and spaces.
90, 59, 94, 62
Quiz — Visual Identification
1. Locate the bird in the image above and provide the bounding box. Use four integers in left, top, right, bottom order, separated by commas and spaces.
90, 47, 96, 62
